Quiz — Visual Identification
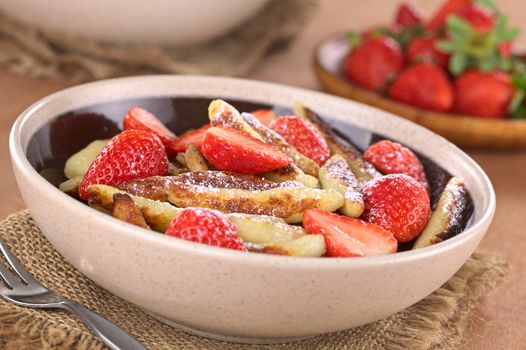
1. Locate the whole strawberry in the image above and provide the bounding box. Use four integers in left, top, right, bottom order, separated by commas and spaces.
426, 0, 471, 32
407, 37, 449, 69
345, 37, 404, 91
269, 116, 330, 166
457, 4, 495, 33
79, 129, 168, 200
166, 208, 246, 251
453, 70, 514, 118
362, 174, 430, 243
201, 126, 292, 174
364, 140, 429, 192
394, 2, 423, 28
388, 63, 454, 112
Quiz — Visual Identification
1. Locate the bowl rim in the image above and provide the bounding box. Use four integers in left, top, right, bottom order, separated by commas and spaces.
9, 75, 496, 269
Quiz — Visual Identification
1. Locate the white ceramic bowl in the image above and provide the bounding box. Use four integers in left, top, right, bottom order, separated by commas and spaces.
0, 0, 270, 46
9, 76, 495, 343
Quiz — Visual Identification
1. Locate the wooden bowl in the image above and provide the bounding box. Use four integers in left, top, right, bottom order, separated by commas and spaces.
313, 33, 526, 150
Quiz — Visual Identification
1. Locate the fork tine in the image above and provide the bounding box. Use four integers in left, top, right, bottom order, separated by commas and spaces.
0, 237, 39, 285
0, 263, 24, 289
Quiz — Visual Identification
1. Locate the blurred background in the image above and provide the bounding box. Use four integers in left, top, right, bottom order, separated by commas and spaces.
252, 0, 525, 87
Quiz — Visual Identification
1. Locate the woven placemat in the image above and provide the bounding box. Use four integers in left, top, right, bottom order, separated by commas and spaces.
0, 211, 508, 350
0, 0, 316, 82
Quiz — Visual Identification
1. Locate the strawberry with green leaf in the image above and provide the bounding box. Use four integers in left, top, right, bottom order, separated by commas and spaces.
344, 0, 523, 119
436, 8, 519, 75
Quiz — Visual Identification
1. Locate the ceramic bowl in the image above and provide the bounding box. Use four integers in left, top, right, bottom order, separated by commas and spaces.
0, 0, 270, 46
9, 76, 495, 343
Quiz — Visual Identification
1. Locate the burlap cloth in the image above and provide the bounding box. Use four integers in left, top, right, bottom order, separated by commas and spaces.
0, 211, 508, 350
0, 0, 316, 82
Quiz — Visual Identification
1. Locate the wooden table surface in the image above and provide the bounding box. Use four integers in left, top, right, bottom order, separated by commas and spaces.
1, 0, 525, 348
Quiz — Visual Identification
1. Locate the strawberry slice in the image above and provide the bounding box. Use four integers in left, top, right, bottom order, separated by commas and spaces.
364, 140, 430, 192
79, 129, 168, 200
166, 208, 246, 251
269, 116, 330, 166
426, 0, 471, 32
123, 107, 178, 156
250, 109, 276, 126
172, 124, 211, 153
303, 209, 397, 257
201, 126, 292, 174
362, 174, 430, 243
395, 2, 423, 28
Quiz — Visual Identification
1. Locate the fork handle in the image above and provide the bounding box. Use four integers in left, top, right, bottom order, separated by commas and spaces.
58, 300, 148, 350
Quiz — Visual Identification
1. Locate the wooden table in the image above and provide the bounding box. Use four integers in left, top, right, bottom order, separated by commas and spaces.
1, 0, 525, 348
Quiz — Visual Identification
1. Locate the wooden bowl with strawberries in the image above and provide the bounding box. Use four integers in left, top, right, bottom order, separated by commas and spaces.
314, 0, 526, 149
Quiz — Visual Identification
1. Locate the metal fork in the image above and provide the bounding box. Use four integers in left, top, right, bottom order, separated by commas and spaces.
0, 237, 147, 350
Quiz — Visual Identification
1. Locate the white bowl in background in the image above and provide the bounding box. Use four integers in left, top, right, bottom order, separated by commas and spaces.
0, 0, 270, 46
9, 76, 495, 343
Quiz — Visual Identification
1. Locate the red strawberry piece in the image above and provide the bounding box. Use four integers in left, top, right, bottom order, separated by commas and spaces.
201, 126, 292, 174
172, 124, 211, 153
364, 140, 429, 192
395, 2, 423, 28
407, 37, 449, 69
166, 208, 246, 251
453, 70, 514, 118
268, 116, 330, 166
79, 129, 168, 200
345, 37, 404, 91
426, 0, 471, 32
498, 41, 512, 58
388, 63, 454, 112
362, 174, 430, 243
250, 109, 276, 126
123, 107, 179, 156
457, 4, 495, 33
303, 209, 397, 257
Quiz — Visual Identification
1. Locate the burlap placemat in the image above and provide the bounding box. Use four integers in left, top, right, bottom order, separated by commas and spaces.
0, 0, 316, 82
0, 211, 508, 350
